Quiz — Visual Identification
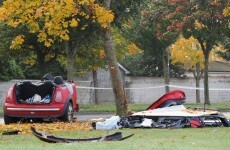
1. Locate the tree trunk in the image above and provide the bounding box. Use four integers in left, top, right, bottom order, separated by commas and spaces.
203, 52, 210, 105
198, 39, 211, 105
92, 69, 99, 105
65, 41, 75, 80
195, 76, 201, 103
102, 0, 128, 117
35, 46, 46, 78
37, 54, 45, 78
163, 49, 170, 93
193, 63, 202, 103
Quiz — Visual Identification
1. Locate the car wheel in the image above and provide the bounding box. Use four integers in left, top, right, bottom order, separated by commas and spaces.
4, 114, 17, 125
61, 102, 74, 122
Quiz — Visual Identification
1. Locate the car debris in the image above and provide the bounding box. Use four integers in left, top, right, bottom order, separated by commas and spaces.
2, 130, 21, 135
93, 90, 229, 129
117, 90, 230, 129
30, 126, 134, 143
147, 90, 186, 110
119, 105, 229, 128
93, 115, 121, 130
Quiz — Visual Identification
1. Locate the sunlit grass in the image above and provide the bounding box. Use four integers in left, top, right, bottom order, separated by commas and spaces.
0, 127, 229, 150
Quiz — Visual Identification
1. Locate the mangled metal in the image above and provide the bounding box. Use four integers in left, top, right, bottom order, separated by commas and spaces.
30, 126, 134, 143
2, 130, 21, 135
118, 106, 230, 128
117, 92, 230, 129
91, 90, 229, 129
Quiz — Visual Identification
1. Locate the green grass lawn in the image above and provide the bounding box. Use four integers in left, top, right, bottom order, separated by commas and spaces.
78, 103, 230, 113
0, 127, 229, 150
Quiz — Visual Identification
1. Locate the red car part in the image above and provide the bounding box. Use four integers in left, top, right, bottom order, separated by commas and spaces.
146, 90, 186, 110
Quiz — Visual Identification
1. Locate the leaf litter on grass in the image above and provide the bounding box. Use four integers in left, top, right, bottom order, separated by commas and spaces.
0, 120, 93, 135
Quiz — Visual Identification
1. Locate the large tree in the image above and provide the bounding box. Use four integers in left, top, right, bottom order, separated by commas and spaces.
144, 0, 229, 104
139, 1, 180, 92
102, 0, 128, 116
0, 0, 114, 79
0, 24, 63, 79
74, 27, 140, 105
171, 36, 221, 103
0, 0, 130, 116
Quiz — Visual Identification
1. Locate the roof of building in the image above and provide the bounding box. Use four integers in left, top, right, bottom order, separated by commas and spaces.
209, 61, 230, 72
118, 63, 130, 75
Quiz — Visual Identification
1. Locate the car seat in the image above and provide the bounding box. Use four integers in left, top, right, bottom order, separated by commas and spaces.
54, 76, 64, 85
43, 73, 53, 81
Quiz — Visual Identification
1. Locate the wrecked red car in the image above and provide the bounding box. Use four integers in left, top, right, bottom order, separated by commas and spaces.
118, 90, 230, 128
3, 76, 79, 124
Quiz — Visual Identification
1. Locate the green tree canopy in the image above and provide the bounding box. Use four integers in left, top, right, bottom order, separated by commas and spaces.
142, 0, 230, 104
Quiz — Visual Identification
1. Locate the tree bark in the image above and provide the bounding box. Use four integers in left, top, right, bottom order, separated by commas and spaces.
34, 44, 46, 78
198, 39, 211, 105
102, 0, 128, 117
193, 62, 202, 103
163, 49, 170, 93
195, 78, 201, 103
37, 54, 45, 78
65, 41, 75, 80
203, 51, 210, 105
92, 69, 99, 105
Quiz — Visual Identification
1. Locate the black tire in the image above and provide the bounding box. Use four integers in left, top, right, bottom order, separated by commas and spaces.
60, 102, 74, 122
4, 114, 18, 125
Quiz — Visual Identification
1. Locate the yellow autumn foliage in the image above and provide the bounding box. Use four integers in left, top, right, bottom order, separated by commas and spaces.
99, 49, 105, 59
10, 35, 25, 49
0, 121, 93, 135
194, 20, 203, 30
70, 18, 78, 27
128, 43, 141, 56
170, 36, 221, 71
223, 7, 230, 17
24, 58, 36, 66
0, 0, 114, 48
92, 4, 114, 28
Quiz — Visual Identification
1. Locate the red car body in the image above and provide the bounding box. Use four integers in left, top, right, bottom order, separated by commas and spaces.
146, 90, 186, 110
3, 80, 79, 124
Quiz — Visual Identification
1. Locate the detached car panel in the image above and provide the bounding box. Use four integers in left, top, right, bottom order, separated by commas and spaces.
3, 80, 79, 124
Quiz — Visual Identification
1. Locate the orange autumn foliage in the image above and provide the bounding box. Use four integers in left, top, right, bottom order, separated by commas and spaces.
170, 36, 222, 71
0, 121, 93, 135
0, 0, 114, 48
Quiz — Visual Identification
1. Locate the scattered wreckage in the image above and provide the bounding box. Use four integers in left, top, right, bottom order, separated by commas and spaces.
119, 105, 229, 128
30, 127, 134, 143
2, 90, 229, 143
93, 90, 230, 130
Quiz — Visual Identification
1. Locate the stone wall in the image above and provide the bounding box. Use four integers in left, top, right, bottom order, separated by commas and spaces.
83, 69, 125, 104
75, 81, 94, 104
0, 76, 229, 106
0, 80, 19, 106
70, 73, 230, 104
126, 76, 230, 104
